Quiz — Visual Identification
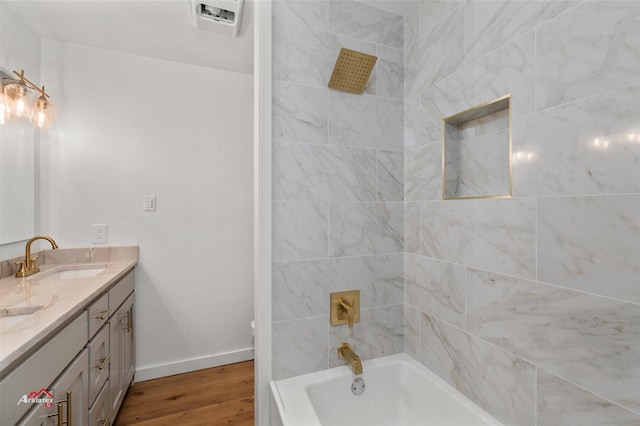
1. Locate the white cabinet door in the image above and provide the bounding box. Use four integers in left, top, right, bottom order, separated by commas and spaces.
87, 325, 110, 406
1, 314, 87, 426
19, 349, 89, 426
107, 307, 123, 423
122, 294, 135, 389
88, 380, 110, 426
108, 292, 135, 423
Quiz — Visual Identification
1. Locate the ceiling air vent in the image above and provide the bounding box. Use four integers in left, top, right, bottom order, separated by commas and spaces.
191, 0, 244, 37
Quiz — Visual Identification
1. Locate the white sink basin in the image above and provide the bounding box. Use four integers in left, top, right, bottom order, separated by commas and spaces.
42, 267, 106, 281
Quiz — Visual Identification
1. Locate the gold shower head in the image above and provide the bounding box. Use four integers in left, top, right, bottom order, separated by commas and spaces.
328, 48, 377, 94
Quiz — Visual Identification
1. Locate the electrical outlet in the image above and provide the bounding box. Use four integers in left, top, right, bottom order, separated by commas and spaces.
93, 224, 108, 244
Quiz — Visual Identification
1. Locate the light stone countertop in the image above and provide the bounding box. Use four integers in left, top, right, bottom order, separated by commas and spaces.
0, 246, 138, 377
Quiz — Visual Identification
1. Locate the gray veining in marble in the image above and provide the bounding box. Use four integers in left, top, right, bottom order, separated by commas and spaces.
273, 142, 377, 202
273, 255, 392, 322
466, 0, 578, 63
272, 0, 328, 32
537, 370, 640, 426
375, 253, 404, 307
405, 5, 465, 96
404, 202, 420, 255
421, 198, 537, 279
514, 84, 640, 197
419, 0, 463, 38
273, 80, 328, 145
328, 201, 403, 257
273, 23, 336, 88
421, 32, 535, 143
538, 194, 640, 303
404, 3, 419, 51
403, 303, 420, 361
537, 1, 640, 110
467, 268, 640, 413
272, 202, 328, 262
447, 129, 511, 198
273, 316, 329, 380
405, 254, 465, 328
376, 150, 404, 202
376, 45, 404, 101
404, 93, 423, 149
421, 313, 536, 425
328, 92, 403, 150
405, 142, 441, 202
329, 0, 403, 49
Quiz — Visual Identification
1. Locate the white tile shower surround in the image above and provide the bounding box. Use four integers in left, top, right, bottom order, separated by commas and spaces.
272, 0, 640, 425
271, 0, 406, 388
403, 1, 640, 424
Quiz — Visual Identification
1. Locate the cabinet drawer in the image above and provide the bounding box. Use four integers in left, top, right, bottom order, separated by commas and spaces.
88, 293, 110, 339
88, 324, 110, 405
89, 380, 110, 426
0, 312, 88, 426
109, 269, 134, 314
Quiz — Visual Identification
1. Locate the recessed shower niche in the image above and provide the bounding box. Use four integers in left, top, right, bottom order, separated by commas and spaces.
442, 95, 512, 200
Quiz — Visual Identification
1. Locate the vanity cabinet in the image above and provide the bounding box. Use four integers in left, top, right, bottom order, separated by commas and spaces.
20, 349, 90, 426
108, 291, 135, 422
0, 313, 87, 425
0, 268, 135, 426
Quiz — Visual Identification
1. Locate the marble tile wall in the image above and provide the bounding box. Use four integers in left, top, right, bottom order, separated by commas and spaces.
405, 1, 640, 424
271, 0, 405, 380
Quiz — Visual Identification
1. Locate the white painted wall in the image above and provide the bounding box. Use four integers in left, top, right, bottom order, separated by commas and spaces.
39, 40, 254, 380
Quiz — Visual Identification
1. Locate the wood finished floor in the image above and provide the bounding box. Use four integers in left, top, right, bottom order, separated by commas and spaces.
114, 361, 254, 426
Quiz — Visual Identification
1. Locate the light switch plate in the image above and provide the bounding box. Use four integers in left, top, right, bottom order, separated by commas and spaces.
144, 195, 156, 211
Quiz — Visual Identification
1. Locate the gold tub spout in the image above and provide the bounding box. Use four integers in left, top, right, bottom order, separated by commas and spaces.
338, 343, 363, 375
15, 235, 59, 277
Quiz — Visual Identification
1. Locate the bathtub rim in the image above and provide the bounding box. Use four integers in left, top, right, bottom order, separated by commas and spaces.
270, 352, 503, 426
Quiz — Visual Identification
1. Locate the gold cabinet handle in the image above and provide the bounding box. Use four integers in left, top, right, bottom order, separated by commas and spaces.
67, 391, 72, 426
47, 402, 64, 426
96, 308, 111, 320
97, 415, 110, 426
96, 353, 110, 370
123, 309, 133, 332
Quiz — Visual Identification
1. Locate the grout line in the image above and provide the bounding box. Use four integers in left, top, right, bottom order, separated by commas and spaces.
534, 365, 538, 426
534, 197, 538, 281
326, 202, 330, 259
464, 267, 468, 331
534, 28, 538, 113
537, 366, 640, 418
402, 253, 640, 307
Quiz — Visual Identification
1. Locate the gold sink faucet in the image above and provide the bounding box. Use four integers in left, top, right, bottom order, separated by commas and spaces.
338, 343, 363, 375
15, 235, 59, 278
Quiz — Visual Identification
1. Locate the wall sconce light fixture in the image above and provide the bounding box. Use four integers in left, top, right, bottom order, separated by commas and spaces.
1, 69, 54, 128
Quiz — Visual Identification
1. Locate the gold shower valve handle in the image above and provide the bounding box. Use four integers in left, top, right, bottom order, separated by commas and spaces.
330, 290, 360, 328
338, 298, 355, 328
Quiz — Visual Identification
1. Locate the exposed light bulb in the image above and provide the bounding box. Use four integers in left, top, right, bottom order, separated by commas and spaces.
34, 97, 53, 128
36, 110, 46, 128
15, 97, 25, 116
0, 94, 9, 125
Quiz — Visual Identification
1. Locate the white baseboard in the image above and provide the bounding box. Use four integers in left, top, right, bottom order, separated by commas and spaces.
135, 347, 254, 382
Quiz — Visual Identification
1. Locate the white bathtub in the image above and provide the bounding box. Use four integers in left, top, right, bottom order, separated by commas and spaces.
271, 353, 502, 426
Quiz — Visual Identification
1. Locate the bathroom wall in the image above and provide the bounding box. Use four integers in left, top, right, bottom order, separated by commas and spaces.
37, 40, 255, 380
404, 1, 640, 424
0, 1, 40, 260
271, 0, 405, 379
